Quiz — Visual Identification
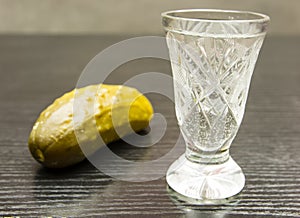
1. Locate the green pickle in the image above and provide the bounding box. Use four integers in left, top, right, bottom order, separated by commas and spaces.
28, 84, 153, 168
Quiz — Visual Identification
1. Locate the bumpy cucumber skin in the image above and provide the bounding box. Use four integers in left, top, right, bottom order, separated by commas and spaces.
28, 84, 153, 168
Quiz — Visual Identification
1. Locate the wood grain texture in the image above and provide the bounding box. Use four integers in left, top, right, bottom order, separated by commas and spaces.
0, 35, 299, 217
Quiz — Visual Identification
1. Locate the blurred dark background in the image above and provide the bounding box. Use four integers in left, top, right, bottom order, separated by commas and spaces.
0, 0, 299, 36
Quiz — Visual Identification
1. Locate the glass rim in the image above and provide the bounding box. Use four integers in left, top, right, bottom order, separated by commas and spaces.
161, 9, 270, 23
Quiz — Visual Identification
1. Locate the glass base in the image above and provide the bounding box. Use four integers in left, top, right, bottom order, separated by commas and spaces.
166, 154, 245, 200
167, 185, 241, 206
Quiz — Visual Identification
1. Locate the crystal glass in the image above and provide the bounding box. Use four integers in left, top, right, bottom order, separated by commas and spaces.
162, 9, 269, 200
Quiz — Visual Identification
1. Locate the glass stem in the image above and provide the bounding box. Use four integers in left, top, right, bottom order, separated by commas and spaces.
185, 144, 230, 164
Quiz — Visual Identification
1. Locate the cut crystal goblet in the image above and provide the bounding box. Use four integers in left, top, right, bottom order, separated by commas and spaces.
162, 9, 269, 200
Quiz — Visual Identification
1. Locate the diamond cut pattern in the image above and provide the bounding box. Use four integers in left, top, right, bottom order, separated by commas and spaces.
167, 31, 264, 152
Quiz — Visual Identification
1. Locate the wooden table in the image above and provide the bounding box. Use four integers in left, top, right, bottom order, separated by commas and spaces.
0, 35, 299, 217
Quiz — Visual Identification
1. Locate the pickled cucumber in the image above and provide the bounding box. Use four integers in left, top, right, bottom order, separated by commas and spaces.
28, 84, 153, 168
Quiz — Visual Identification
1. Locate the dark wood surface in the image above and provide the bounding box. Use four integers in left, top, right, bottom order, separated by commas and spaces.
0, 35, 299, 217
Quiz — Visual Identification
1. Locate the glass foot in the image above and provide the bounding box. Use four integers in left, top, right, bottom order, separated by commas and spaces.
166, 154, 245, 200
167, 185, 241, 205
